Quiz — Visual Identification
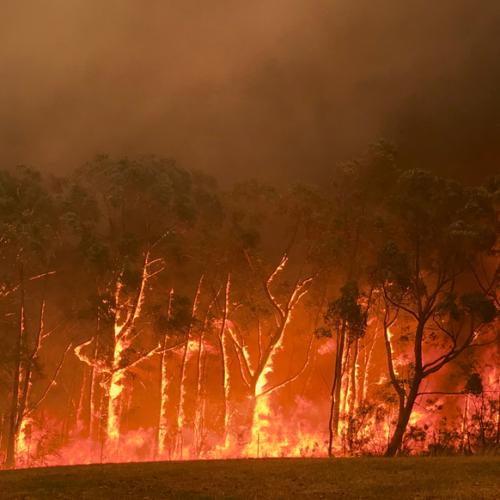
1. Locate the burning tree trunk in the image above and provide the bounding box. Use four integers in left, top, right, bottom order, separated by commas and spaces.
73, 249, 163, 456
105, 250, 162, 453
74, 330, 108, 460
5, 267, 65, 468
349, 338, 359, 413
220, 253, 314, 455
4, 268, 25, 468
371, 169, 498, 457
328, 320, 346, 456
216, 274, 231, 448
328, 321, 346, 457
157, 288, 174, 458
381, 294, 496, 457
359, 321, 378, 407
193, 286, 221, 456
174, 275, 204, 458
322, 282, 368, 457
75, 316, 103, 445
345, 337, 359, 453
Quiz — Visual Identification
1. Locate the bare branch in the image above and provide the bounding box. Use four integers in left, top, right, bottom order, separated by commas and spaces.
121, 345, 161, 372
382, 309, 405, 401
382, 283, 419, 321
28, 343, 72, 416
257, 332, 315, 398
263, 253, 288, 323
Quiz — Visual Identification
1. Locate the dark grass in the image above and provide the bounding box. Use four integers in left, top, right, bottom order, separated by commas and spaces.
1, 456, 499, 499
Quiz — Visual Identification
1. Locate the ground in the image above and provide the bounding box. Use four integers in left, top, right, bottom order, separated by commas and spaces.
0, 456, 499, 499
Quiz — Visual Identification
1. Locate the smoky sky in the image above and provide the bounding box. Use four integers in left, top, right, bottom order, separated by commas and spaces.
1, 0, 499, 183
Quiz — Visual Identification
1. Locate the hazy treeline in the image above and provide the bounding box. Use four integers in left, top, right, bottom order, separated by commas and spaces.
0, 144, 498, 467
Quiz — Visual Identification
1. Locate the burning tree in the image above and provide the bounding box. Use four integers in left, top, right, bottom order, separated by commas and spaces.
373, 169, 498, 456
0, 167, 72, 468
70, 156, 199, 457
0, 149, 498, 468
320, 281, 369, 456
312, 143, 395, 456
199, 180, 318, 455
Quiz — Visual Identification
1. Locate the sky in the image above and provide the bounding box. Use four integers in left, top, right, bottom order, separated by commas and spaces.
1, 0, 499, 183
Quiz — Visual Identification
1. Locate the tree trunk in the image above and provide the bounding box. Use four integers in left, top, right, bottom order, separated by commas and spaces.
347, 338, 359, 453
233, 388, 257, 455
328, 320, 346, 457
175, 276, 203, 459
496, 391, 500, 445
194, 329, 208, 457
460, 394, 469, 454
106, 252, 152, 454
349, 338, 358, 413
106, 340, 127, 452
5, 336, 22, 468
88, 348, 100, 439
5, 267, 27, 468
175, 333, 197, 457
158, 345, 176, 458
385, 382, 420, 457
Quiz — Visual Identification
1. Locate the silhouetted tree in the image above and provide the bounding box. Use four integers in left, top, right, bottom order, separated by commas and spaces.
373, 170, 498, 456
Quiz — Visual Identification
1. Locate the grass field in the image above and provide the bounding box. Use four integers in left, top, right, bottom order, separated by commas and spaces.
1, 456, 499, 499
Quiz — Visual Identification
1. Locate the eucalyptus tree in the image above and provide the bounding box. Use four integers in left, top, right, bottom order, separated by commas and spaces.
372, 169, 498, 456
199, 180, 323, 454
71, 155, 199, 453
0, 166, 63, 467
313, 143, 397, 456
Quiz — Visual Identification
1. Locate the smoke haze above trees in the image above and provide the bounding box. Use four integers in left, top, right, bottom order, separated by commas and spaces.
1, 0, 500, 182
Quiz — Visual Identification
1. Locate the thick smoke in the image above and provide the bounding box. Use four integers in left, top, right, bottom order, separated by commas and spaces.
1, 0, 499, 182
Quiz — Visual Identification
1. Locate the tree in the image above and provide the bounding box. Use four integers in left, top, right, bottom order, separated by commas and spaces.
320, 282, 368, 456
313, 143, 396, 456
0, 167, 65, 467
209, 181, 318, 454
72, 155, 198, 455
373, 169, 498, 456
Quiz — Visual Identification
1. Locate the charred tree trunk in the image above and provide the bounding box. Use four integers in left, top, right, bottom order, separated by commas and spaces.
496, 391, 500, 445
347, 338, 359, 453
385, 379, 420, 457
5, 266, 27, 468
328, 320, 346, 457
5, 327, 22, 467
460, 394, 470, 454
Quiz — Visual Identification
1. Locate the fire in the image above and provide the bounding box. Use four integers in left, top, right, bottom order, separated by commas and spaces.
246, 364, 273, 457
4, 336, 499, 468
2, 257, 498, 468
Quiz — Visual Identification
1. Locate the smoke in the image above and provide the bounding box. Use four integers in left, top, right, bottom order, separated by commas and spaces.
1, 0, 499, 182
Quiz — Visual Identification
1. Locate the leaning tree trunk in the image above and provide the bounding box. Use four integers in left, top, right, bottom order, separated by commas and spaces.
385, 381, 420, 457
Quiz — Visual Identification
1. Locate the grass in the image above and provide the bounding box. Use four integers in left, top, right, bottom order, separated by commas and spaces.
0, 456, 499, 499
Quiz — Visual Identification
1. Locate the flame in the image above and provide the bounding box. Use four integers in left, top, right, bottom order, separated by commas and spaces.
4, 312, 499, 468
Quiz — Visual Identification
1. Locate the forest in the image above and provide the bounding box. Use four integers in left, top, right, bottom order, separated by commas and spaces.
0, 143, 498, 469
